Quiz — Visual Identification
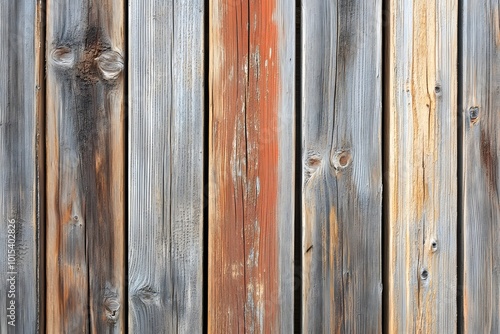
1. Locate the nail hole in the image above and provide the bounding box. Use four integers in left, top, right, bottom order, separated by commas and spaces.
434, 85, 441, 94
421, 270, 429, 280
73, 215, 79, 221
431, 240, 438, 252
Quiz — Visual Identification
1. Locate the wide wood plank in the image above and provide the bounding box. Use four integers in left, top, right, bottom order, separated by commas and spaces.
301, 1, 383, 332
46, 0, 125, 331
386, 0, 457, 332
461, 1, 500, 331
127, 0, 204, 332
0, 0, 41, 332
208, 0, 295, 332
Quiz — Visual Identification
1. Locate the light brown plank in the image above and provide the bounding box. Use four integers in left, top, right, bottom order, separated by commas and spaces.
127, 0, 205, 332
461, 1, 500, 331
208, 0, 295, 332
45, 0, 125, 331
386, 0, 457, 332
301, 0, 383, 332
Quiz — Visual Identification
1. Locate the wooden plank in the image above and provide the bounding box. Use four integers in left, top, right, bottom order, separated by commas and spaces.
0, 0, 40, 332
127, 0, 204, 332
461, 1, 500, 331
45, 0, 125, 331
208, 0, 295, 331
301, 0, 383, 332
386, 0, 457, 332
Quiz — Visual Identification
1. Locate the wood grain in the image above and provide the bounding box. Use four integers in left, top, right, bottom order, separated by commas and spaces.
208, 0, 295, 332
45, 0, 125, 331
0, 0, 41, 332
301, 0, 383, 332
127, 0, 204, 332
386, 0, 457, 332
461, 1, 500, 332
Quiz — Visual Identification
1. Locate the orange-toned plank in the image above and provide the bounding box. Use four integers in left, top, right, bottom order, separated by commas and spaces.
46, 0, 125, 331
208, 0, 295, 332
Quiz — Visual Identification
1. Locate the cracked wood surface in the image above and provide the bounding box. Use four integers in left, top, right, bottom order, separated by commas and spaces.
301, 0, 383, 332
128, 0, 204, 332
208, 0, 295, 332
45, 0, 125, 331
386, 0, 458, 332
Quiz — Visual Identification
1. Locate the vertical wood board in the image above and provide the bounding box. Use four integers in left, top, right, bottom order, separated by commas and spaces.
386, 0, 458, 332
301, 0, 383, 332
208, 0, 295, 332
128, 0, 205, 332
461, 1, 500, 331
46, 0, 126, 331
0, 0, 40, 332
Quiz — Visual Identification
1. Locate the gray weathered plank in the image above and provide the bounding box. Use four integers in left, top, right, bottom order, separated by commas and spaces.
0, 0, 40, 332
208, 0, 295, 332
301, 0, 383, 332
386, 0, 457, 332
127, 0, 204, 332
46, 0, 125, 331
461, 1, 500, 331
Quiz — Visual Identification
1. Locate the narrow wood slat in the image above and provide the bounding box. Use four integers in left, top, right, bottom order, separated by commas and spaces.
208, 0, 295, 331
0, 0, 40, 332
46, 0, 125, 331
386, 0, 457, 332
461, 1, 500, 331
128, 0, 204, 332
301, 1, 383, 332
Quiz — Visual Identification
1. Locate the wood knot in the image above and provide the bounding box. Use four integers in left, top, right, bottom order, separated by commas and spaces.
134, 286, 160, 304
304, 152, 322, 184
331, 149, 352, 171
50, 46, 74, 68
103, 296, 120, 324
96, 50, 124, 81
469, 106, 479, 124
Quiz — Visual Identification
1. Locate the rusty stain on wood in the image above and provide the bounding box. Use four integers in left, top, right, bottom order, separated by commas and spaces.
209, 0, 295, 332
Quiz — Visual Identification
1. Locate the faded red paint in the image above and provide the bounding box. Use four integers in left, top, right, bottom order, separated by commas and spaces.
209, 0, 281, 332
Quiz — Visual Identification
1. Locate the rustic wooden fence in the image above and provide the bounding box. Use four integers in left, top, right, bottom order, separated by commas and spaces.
0, 0, 499, 332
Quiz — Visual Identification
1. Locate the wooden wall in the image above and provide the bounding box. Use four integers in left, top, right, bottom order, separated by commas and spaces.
0, 0, 499, 333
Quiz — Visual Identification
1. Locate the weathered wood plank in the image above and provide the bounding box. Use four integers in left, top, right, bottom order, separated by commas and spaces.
386, 0, 457, 332
45, 0, 125, 331
128, 0, 204, 332
301, 0, 383, 332
208, 0, 295, 332
461, 1, 500, 332
0, 0, 40, 332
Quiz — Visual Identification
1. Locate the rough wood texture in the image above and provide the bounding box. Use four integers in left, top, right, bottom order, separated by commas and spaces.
0, 0, 40, 332
461, 1, 500, 332
208, 0, 295, 332
128, 0, 204, 332
45, 0, 125, 331
301, 1, 383, 332
386, 0, 457, 332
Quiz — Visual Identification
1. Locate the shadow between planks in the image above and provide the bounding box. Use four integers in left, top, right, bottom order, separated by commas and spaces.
0, 0, 499, 333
